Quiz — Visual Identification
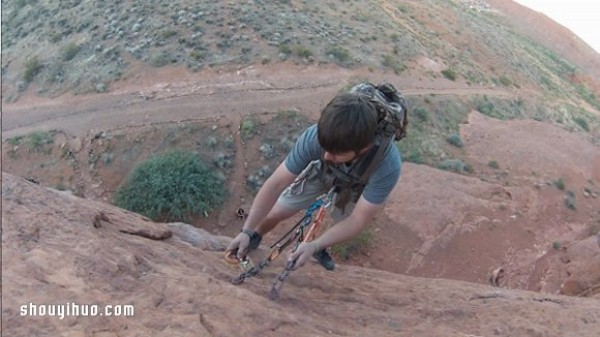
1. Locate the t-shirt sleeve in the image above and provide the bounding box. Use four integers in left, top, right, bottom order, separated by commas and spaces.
284, 124, 323, 175
362, 146, 402, 204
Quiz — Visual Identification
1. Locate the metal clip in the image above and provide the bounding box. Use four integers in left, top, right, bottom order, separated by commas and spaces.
322, 186, 337, 209
240, 257, 254, 273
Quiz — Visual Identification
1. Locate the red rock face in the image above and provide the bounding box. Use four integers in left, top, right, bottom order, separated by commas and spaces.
2, 172, 600, 336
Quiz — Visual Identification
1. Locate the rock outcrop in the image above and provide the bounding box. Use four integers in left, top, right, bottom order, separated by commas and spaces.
2, 172, 599, 336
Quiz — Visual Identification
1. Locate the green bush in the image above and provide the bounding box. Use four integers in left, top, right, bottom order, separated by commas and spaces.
438, 159, 468, 173
381, 54, 405, 74
413, 106, 429, 122
278, 44, 292, 54
573, 117, 590, 132
553, 177, 566, 191
331, 227, 374, 260
498, 76, 512, 87
565, 191, 576, 210
488, 160, 500, 169
62, 42, 80, 61
240, 116, 257, 140
446, 133, 464, 148
326, 46, 350, 64
292, 44, 312, 58
114, 150, 226, 222
23, 56, 41, 83
26, 131, 54, 151
441, 69, 457, 81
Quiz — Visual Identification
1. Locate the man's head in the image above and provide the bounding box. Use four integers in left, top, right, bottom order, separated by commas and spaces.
318, 93, 378, 163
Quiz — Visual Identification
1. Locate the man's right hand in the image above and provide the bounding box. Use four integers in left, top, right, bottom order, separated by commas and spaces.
226, 232, 251, 260
226, 230, 262, 260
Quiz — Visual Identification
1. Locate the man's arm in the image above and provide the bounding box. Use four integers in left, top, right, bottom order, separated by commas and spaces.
288, 195, 383, 268
226, 161, 297, 259
241, 161, 297, 231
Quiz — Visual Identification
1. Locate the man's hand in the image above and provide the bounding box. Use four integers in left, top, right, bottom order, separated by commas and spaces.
226, 232, 251, 260
288, 241, 319, 270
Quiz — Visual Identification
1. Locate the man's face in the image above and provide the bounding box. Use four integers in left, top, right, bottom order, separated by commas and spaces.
323, 151, 357, 164
322, 144, 372, 164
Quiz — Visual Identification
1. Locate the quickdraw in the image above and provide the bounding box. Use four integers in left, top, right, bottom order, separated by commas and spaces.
228, 187, 335, 299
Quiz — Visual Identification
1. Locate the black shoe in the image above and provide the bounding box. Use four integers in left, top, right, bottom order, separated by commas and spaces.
313, 249, 335, 271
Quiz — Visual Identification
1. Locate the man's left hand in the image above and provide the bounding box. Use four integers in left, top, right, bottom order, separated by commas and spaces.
288, 241, 319, 270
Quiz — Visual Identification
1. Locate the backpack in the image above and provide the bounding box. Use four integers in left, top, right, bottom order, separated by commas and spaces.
349, 82, 408, 141
319, 82, 408, 210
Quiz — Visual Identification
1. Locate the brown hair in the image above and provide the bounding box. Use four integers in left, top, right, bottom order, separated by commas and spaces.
317, 93, 378, 153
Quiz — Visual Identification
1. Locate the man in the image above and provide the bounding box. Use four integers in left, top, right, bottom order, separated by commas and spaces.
226, 90, 402, 271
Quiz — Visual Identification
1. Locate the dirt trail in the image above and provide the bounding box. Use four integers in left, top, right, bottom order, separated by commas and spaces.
2, 64, 516, 141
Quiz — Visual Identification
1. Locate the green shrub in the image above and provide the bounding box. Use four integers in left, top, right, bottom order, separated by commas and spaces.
553, 177, 566, 190
331, 227, 374, 260
61, 42, 80, 61
475, 100, 502, 119
441, 69, 457, 81
292, 44, 312, 58
23, 56, 41, 83
438, 159, 468, 173
573, 117, 590, 131
190, 50, 206, 61
413, 106, 429, 122
240, 116, 257, 140
381, 54, 405, 74
151, 51, 171, 67
498, 76, 512, 87
278, 44, 292, 54
158, 28, 177, 39
446, 133, 464, 148
26, 131, 54, 151
488, 160, 499, 169
565, 191, 576, 210
114, 150, 226, 222
326, 46, 350, 64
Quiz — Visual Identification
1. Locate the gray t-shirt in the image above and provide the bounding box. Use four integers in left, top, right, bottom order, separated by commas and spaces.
285, 124, 401, 204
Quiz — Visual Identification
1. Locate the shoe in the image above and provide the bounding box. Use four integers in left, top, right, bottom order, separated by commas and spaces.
313, 249, 335, 271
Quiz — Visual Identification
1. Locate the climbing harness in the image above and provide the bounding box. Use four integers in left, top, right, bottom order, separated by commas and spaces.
228, 187, 336, 300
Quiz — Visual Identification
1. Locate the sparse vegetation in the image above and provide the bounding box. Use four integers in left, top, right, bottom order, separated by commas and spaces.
114, 150, 226, 222
240, 116, 258, 140
565, 191, 576, 210
26, 131, 54, 152
498, 75, 513, 87
381, 54, 405, 74
573, 117, 590, 132
553, 178, 566, 191
23, 56, 42, 83
61, 42, 80, 61
446, 133, 464, 148
326, 46, 350, 65
292, 44, 313, 58
441, 69, 457, 81
438, 159, 471, 173
488, 160, 500, 169
331, 227, 374, 260
151, 51, 171, 67
413, 106, 429, 122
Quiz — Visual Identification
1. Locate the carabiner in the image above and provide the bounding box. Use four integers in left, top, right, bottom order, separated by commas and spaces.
322, 186, 337, 209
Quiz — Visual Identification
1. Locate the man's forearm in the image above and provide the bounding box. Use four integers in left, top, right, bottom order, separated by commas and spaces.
242, 182, 282, 232
241, 162, 296, 233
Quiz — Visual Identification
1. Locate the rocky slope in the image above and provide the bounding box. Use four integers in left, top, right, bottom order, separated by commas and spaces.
2, 172, 600, 336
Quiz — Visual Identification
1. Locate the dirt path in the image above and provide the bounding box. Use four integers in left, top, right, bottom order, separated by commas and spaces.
2, 64, 517, 141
